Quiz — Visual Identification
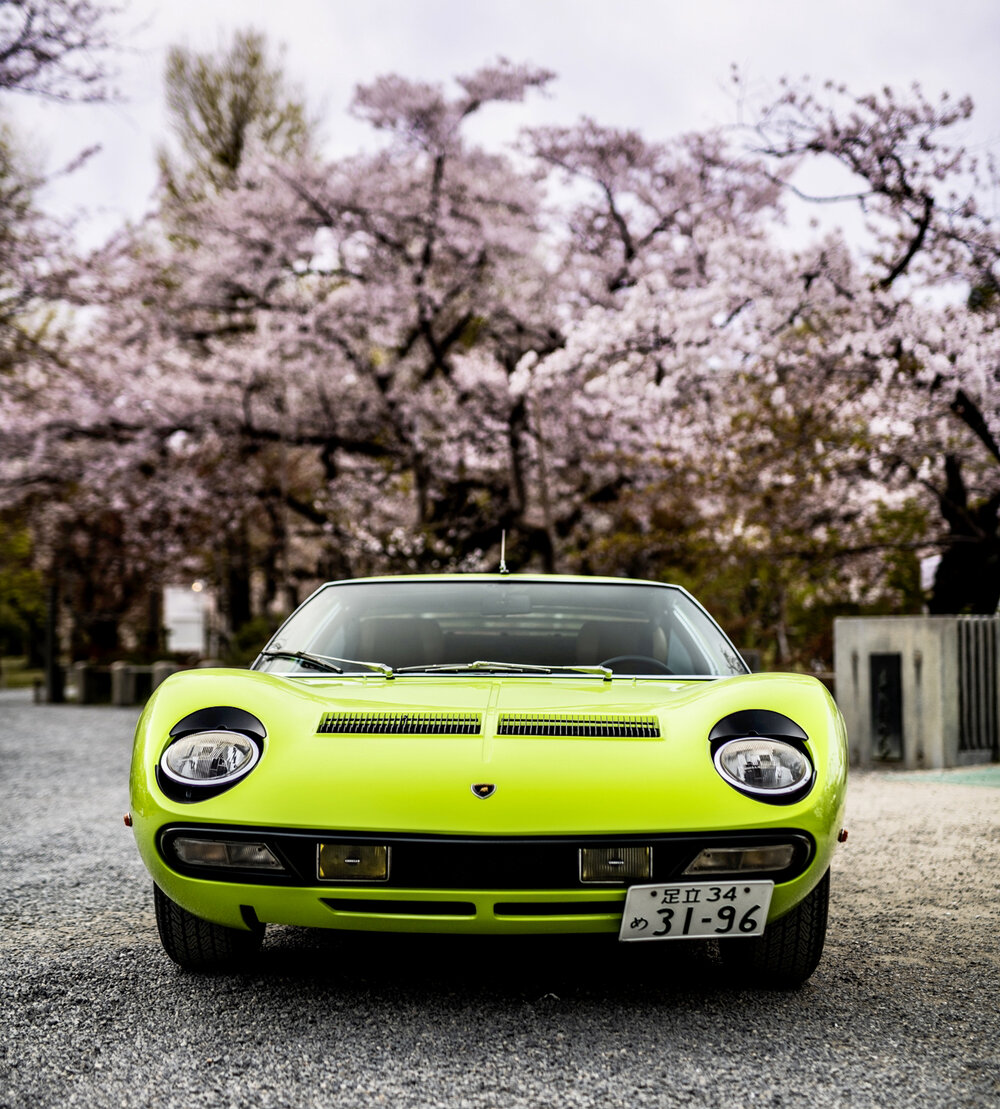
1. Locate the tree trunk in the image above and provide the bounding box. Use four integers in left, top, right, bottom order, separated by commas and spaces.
220, 524, 254, 638
44, 579, 64, 703
929, 455, 1000, 614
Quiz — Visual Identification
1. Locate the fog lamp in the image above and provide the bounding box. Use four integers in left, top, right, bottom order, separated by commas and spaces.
683, 844, 795, 875
580, 846, 651, 883
318, 844, 389, 881
173, 837, 283, 870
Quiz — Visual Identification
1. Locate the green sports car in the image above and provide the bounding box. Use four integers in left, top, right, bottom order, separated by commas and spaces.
129, 575, 848, 986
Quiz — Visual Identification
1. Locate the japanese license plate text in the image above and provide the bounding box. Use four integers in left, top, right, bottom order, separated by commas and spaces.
618, 880, 774, 942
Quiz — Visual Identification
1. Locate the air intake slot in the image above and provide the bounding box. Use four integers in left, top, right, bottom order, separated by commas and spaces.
493, 900, 622, 917
322, 898, 475, 916
317, 712, 481, 735
496, 713, 660, 738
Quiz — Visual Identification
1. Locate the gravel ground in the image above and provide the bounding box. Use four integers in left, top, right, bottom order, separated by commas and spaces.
1, 689, 998, 1109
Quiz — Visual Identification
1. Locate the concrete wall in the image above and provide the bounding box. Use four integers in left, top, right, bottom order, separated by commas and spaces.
834, 616, 998, 769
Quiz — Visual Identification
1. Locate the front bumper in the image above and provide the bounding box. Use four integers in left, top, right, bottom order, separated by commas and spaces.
145, 825, 828, 935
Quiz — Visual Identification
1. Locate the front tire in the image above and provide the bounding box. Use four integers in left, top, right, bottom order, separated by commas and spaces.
153, 884, 264, 971
720, 869, 829, 989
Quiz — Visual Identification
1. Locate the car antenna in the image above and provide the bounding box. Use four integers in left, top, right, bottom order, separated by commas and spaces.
499, 530, 510, 574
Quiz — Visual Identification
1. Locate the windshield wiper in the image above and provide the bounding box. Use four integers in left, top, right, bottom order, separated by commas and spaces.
395, 660, 612, 680
551, 664, 613, 680
395, 660, 549, 675
259, 650, 394, 678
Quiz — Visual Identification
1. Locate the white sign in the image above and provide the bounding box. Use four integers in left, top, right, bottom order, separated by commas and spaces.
163, 585, 206, 653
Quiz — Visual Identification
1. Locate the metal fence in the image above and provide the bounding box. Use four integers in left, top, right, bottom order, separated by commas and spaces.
958, 616, 999, 756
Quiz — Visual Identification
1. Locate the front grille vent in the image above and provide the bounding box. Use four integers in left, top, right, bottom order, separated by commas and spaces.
317, 711, 481, 735
496, 713, 660, 738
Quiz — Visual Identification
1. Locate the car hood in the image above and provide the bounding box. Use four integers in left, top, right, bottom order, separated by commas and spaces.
133, 668, 845, 836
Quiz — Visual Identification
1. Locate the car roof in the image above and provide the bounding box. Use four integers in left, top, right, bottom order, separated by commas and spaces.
319, 574, 687, 590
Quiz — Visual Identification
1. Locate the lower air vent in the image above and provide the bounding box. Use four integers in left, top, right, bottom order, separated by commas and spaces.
323, 899, 475, 916
493, 901, 622, 917
317, 712, 481, 735
496, 713, 660, 738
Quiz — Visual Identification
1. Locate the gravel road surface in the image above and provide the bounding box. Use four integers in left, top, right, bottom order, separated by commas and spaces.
1, 690, 998, 1108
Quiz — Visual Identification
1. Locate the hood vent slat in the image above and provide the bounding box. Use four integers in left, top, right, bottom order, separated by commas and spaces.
497, 713, 660, 738
318, 712, 659, 738
318, 712, 481, 736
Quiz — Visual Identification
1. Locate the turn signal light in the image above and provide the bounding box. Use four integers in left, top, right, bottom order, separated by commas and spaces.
683, 844, 795, 875
172, 837, 283, 870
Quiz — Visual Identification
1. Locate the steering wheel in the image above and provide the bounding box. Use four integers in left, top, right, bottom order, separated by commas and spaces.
600, 655, 674, 675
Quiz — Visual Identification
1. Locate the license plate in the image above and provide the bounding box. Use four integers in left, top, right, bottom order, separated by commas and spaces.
618, 880, 774, 942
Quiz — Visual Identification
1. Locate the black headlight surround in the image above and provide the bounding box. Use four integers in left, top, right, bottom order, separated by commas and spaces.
709, 710, 815, 805
168, 706, 267, 741
708, 709, 808, 745
157, 707, 266, 803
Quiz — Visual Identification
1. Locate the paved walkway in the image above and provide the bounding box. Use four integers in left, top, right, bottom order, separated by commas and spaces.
1, 692, 998, 1108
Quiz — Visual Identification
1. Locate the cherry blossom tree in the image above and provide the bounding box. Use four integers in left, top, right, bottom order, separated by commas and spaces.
747, 77, 1000, 613
5, 50, 999, 674
0, 0, 122, 669
519, 78, 1000, 652
142, 60, 559, 579
0, 0, 119, 370
0, 0, 118, 100
17, 57, 564, 651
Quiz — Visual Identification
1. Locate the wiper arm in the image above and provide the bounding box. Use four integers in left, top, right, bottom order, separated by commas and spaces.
259, 650, 343, 673
395, 660, 550, 675
553, 664, 613, 680
395, 660, 612, 680
259, 650, 394, 678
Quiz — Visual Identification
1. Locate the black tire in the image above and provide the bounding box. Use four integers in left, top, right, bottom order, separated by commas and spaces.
719, 869, 829, 989
153, 883, 264, 971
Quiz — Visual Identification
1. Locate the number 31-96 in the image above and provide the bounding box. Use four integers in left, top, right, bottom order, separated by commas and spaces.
618, 881, 774, 943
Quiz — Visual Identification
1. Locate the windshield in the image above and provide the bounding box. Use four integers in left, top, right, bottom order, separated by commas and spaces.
254, 579, 747, 678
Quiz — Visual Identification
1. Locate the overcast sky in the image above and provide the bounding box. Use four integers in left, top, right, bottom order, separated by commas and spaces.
14, 0, 1000, 249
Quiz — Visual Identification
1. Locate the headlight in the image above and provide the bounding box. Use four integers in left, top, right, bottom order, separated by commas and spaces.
160, 730, 260, 786
713, 738, 812, 797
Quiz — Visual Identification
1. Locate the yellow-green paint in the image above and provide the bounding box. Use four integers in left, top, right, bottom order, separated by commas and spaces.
131, 667, 847, 935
